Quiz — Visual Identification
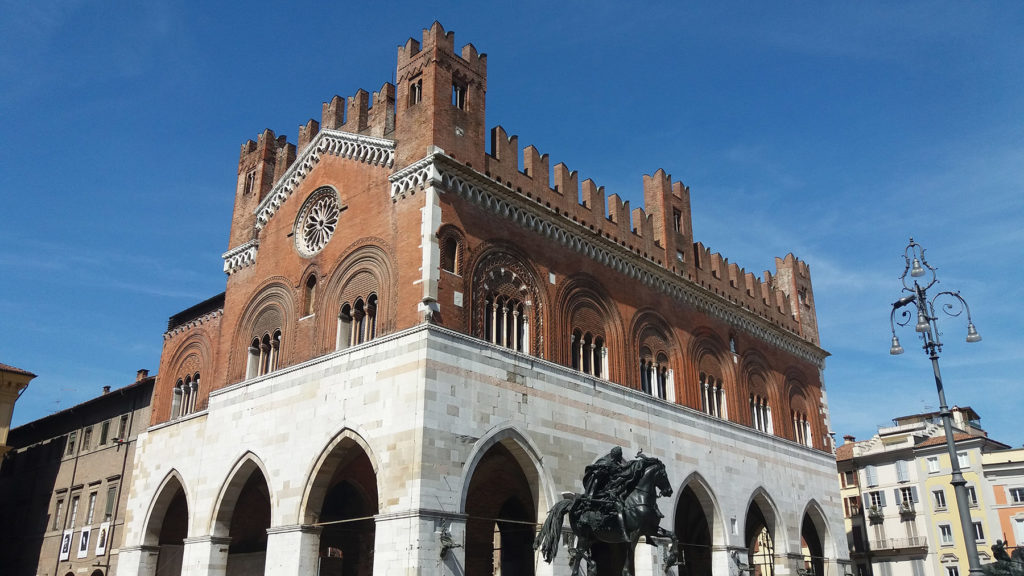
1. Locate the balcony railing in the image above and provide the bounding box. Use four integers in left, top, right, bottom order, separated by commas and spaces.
870, 536, 928, 550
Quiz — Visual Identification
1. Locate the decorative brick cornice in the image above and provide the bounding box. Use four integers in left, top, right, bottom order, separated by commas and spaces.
402, 154, 828, 367
164, 309, 223, 339
222, 240, 259, 275
254, 130, 395, 231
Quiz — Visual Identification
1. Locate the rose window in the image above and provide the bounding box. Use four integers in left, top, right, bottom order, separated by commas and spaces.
295, 188, 341, 257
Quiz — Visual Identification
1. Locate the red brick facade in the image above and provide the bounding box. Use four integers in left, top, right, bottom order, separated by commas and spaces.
153, 22, 829, 452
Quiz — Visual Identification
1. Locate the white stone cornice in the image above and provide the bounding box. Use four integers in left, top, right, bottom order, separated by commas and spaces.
415, 155, 828, 367
389, 151, 444, 198
253, 129, 395, 231
164, 309, 223, 339
222, 240, 259, 275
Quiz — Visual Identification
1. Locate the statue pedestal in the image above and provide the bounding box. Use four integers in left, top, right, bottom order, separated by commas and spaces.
634, 537, 681, 575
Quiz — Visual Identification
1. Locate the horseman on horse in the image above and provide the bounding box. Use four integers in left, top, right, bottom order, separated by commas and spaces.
536, 446, 681, 576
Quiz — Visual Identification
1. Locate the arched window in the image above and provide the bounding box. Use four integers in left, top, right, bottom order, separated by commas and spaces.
473, 251, 539, 356
484, 294, 527, 352
409, 77, 423, 106
793, 410, 811, 447
304, 274, 317, 316
700, 372, 725, 418
337, 293, 379, 349
246, 332, 281, 379
171, 373, 201, 418
571, 330, 604, 377
751, 394, 772, 433
440, 236, 461, 274
635, 321, 674, 401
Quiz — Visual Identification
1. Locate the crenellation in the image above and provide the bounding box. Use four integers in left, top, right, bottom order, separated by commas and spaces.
580, 179, 605, 220
367, 83, 396, 138
522, 145, 549, 188
297, 119, 319, 152
272, 136, 296, 185
345, 89, 370, 133
321, 95, 345, 130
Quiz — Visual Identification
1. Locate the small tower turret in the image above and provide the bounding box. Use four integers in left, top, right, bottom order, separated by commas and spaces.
394, 21, 487, 168
228, 129, 294, 249
774, 254, 819, 345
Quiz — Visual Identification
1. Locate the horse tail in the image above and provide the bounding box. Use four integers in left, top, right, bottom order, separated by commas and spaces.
534, 499, 574, 563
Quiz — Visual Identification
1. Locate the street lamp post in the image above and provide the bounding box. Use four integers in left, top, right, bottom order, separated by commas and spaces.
889, 238, 984, 576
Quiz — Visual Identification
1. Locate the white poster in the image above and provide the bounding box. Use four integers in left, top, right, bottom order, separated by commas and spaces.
95, 521, 110, 556
77, 526, 91, 559
59, 530, 73, 561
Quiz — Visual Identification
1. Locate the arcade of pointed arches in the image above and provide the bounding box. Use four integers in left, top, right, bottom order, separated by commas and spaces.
137, 429, 836, 576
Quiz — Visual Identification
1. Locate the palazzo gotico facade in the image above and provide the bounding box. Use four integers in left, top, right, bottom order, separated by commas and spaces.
118, 22, 848, 576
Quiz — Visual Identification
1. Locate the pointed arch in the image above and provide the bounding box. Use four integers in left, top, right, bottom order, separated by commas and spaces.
689, 329, 733, 418
230, 278, 296, 382
554, 274, 624, 381
142, 470, 191, 547
300, 427, 380, 525
800, 499, 836, 572
629, 309, 681, 401
741, 351, 778, 435
461, 425, 544, 576
300, 427, 379, 575
673, 472, 724, 576
469, 245, 544, 356
318, 241, 396, 353
459, 424, 552, 514
210, 452, 275, 536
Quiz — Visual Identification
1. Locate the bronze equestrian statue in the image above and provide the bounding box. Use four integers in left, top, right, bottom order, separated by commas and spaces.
535, 447, 684, 576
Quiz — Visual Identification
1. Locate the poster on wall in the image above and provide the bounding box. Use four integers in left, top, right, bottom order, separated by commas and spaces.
59, 530, 73, 561
77, 526, 91, 559
95, 522, 110, 556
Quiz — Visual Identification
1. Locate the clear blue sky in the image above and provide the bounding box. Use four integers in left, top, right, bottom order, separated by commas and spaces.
2, 2, 1022, 448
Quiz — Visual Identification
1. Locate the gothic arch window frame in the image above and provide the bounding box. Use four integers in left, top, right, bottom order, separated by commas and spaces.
690, 332, 732, 420
470, 247, 543, 356
165, 336, 212, 422
318, 242, 395, 354
786, 373, 815, 448
232, 280, 294, 383
741, 353, 777, 435
630, 311, 678, 402
557, 277, 620, 381
301, 267, 321, 318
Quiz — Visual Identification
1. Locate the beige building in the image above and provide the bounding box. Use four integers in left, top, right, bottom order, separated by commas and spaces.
837, 408, 1010, 576
0, 370, 154, 576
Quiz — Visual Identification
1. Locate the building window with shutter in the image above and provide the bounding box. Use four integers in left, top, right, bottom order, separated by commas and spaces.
865, 465, 878, 487
896, 460, 909, 482
104, 485, 117, 521
927, 456, 940, 473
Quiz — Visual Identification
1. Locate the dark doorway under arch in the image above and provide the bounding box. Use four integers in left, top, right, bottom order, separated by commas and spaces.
224, 468, 271, 576
312, 445, 377, 576
465, 443, 537, 576
675, 485, 712, 576
154, 483, 188, 576
801, 513, 825, 576
745, 502, 775, 576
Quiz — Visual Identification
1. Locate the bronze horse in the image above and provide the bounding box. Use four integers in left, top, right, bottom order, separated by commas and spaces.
536, 458, 682, 576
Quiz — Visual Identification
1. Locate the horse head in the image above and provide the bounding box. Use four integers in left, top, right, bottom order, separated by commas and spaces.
637, 460, 673, 499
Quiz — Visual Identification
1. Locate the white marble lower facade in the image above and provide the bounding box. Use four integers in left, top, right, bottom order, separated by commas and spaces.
118, 325, 850, 576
